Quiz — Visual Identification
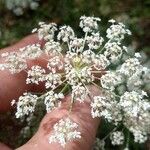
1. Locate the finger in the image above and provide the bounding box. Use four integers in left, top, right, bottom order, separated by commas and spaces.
0, 34, 47, 112
0, 143, 12, 150
0, 34, 39, 52
17, 86, 101, 150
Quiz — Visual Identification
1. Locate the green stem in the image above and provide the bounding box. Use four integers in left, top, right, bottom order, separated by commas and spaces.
69, 97, 74, 113
37, 79, 67, 100
60, 83, 69, 93
126, 130, 130, 148
82, 31, 88, 51
102, 127, 117, 141
97, 39, 112, 55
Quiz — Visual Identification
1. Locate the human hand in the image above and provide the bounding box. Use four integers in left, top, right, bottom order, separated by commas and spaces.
0, 34, 100, 150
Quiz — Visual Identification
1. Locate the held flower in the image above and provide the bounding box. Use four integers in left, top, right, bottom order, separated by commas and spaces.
0, 16, 149, 148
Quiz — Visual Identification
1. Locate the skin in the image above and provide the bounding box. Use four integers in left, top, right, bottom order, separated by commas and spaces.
0, 35, 101, 150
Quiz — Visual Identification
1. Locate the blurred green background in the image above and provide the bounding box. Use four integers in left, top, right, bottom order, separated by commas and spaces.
0, 0, 149, 55
0, 0, 149, 149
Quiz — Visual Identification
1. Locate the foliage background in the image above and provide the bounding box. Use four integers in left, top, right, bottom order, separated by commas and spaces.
0, 0, 149, 149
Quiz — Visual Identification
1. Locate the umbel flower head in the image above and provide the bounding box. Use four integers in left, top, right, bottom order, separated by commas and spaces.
0, 16, 149, 148
49, 118, 81, 147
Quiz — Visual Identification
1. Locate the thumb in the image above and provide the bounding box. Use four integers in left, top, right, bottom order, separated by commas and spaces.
0, 34, 45, 112
0, 143, 12, 150
17, 85, 101, 150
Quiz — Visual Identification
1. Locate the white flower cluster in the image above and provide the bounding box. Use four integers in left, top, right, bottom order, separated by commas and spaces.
5, 0, 40, 16
104, 42, 125, 63
49, 118, 81, 147
45, 72, 62, 89
0, 52, 27, 74
119, 58, 142, 76
107, 19, 131, 41
44, 91, 64, 112
119, 91, 147, 117
32, 22, 57, 40
65, 64, 94, 85
119, 91, 150, 143
71, 83, 88, 103
0, 44, 43, 74
100, 72, 123, 91
92, 138, 105, 150
44, 40, 62, 55
26, 65, 46, 84
92, 96, 109, 118
20, 44, 42, 59
130, 128, 148, 143
14, 92, 38, 118
110, 131, 124, 145
47, 56, 63, 72
57, 26, 75, 42
86, 32, 104, 49
1, 16, 149, 148
91, 95, 122, 124
93, 54, 110, 70
79, 16, 101, 32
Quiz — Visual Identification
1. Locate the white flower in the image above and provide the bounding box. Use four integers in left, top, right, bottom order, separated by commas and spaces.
108, 19, 116, 24
110, 131, 124, 145
0, 16, 149, 147
57, 25, 75, 42
1, 52, 9, 57
120, 91, 143, 109
44, 40, 62, 55
69, 38, 84, 53
47, 56, 64, 73
119, 91, 150, 133
104, 42, 123, 62
79, 16, 101, 32
127, 74, 143, 91
126, 67, 149, 91
82, 50, 96, 64
91, 95, 122, 123
134, 52, 141, 58
44, 91, 64, 112
1, 52, 27, 74
49, 118, 81, 147
32, 28, 38, 33
45, 73, 62, 89
26, 65, 46, 84
141, 90, 148, 97
101, 72, 123, 91
36, 22, 57, 40
106, 21, 131, 41
130, 129, 148, 143
71, 83, 88, 103
11, 99, 16, 106
142, 67, 150, 84
93, 54, 110, 70
0, 64, 6, 71
91, 96, 110, 118
93, 138, 105, 150
19, 44, 42, 59
86, 32, 104, 49
119, 58, 142, 76
65, 64, 94, 85
15, 92, 38, 118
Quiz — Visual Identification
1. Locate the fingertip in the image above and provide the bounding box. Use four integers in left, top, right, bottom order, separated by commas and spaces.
0, 143, 12, 150
0, 34, 39, 53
